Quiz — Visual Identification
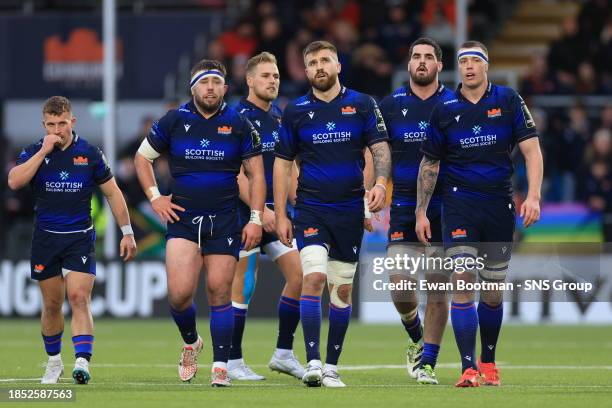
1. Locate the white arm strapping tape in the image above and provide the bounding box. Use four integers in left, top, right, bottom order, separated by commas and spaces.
137, 138, 161, 162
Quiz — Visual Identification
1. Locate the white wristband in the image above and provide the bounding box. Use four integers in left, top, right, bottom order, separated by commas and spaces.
121, 225, 134, 236
149, 186, 161, 202
249, 210, 262, 226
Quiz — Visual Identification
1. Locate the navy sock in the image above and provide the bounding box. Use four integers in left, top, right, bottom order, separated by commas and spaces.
478, 302, 503, 363
420, 343, 440, 368
210, 303, 233, 363
401, 313, 423, 343
229, 305, 247, 360
276, 296, 300, 350
72, 335, 93, 361
170, 303, 198, 344
42, 331, 62, 356
300, 295, 321, 362
326, 303, 352, 365
451, 302, 478, 372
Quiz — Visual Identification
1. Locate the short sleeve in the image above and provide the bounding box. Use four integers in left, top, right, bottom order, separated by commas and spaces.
420, 104, 445, 160
363, 96, 389, 146
92, 147, 113, 185
146, 111, 174, 153
511, 91, 538, 143
16, 142, 42, 165
240, 117, 262, 159
275, 105, 299, 160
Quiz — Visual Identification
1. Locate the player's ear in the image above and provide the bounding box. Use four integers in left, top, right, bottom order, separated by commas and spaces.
71, 115, 77, 125
337, 61, 342, 74
437, 61, 443, 73
246, 73, 253, 88
223, 84, 229, 94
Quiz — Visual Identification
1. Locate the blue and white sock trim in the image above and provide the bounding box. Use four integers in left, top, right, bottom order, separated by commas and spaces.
190, 69, 225, 88
457, 48, 489, 64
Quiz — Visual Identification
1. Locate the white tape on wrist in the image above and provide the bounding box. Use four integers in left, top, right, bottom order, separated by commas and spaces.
364, 195, 372, 219
121, 225, 134, 236
374, 183, 387, 193
249, 210, 262, 226
149, 186, 161, 202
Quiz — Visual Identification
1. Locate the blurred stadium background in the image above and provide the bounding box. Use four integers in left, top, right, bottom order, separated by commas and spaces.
0, 0, 610, 326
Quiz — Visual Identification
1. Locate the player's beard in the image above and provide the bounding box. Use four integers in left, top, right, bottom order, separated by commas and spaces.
410, 65, 437, 86
310, 71, 338, 92
253, 86, 278, 103
194, 93, 223, 114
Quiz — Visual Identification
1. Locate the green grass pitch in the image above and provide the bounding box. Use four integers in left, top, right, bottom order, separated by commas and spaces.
1, 319, 611, 407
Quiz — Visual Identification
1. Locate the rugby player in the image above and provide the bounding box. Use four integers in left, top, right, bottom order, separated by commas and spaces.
416, 41, 543, 387
229, 51, 305, 381
379, 37, 455, 385
134, 59, 265, 387
7, 96, 137, 384
274, 41, 391, 387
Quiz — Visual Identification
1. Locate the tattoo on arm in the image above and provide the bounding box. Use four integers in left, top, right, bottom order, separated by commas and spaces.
416, 156, 440, 213
369, 142, 391, 182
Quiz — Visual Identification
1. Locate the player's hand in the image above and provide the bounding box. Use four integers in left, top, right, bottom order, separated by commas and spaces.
520, 196, 540, 228
119, 234, 137, 261
41, 134, 62, 155
262, 206, 276, 234
368, 184, 386, 213
276, 215, 293, 248
151, 194, 185, 223
415, 211, 431, 246
242, 222, 262, 252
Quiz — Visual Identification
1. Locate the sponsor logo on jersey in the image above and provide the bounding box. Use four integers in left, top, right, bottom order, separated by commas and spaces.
73, 156, 88, 166
304, 227, 319, 237
451, 228, 467, 239
390, 231, 404, 241
487, 108, 501, 118
217, 125, 232, 135
341, 106, 356, 115
184, 139, 225, 160
459, 125, 497, 148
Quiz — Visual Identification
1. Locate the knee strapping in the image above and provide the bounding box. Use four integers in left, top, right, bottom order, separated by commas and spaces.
327, 260, 357, 307
300, 245, 328, 276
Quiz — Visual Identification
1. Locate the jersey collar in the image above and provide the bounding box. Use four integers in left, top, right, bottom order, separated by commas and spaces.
307, 85, 347, 104
405, 81, 446, 100
187, 100, 227, 119
456, 81, 493, 104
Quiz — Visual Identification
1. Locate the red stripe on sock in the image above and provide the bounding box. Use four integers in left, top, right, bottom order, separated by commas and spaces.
280, 299, 300, 308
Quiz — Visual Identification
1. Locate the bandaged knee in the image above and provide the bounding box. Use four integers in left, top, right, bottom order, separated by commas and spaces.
446, 245, 479, 275
299, 245, 328, 276
479, 260, 509, 282
327, 260, 357, 308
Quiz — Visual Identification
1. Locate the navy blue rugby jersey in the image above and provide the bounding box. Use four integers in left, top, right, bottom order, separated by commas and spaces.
379, 83, 455, 206
147, 101, 262, 212
236, 98, 282, 205
275, 86, 388, 208
16, 133, 112, 232
421, 82, 538, 198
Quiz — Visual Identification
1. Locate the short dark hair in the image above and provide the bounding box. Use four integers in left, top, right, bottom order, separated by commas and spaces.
42, 96, 72, 116
408, 38, 442, 61
246, 51, 278, 74
459, 40, 488, 57
302, 40, 337, 60
190, 59, 227, 77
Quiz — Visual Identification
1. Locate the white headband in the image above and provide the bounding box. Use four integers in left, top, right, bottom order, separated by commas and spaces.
457, 48, 489, 64
190, 69, 225, 89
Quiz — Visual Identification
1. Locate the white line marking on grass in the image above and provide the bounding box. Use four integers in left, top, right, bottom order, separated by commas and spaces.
59, 363, 612, 370
1, 379, 611, 389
